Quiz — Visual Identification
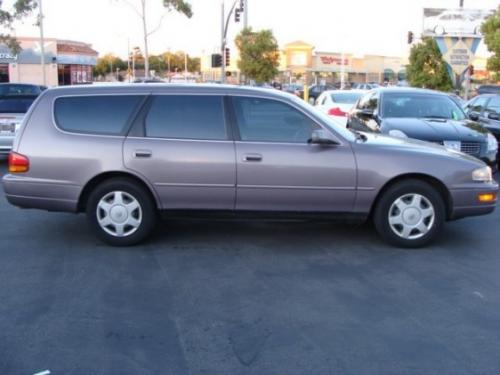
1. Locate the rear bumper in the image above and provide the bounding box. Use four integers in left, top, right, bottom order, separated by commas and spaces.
2, 174, 80, 212
449, 182, 498, 220
0, 136, 14, 155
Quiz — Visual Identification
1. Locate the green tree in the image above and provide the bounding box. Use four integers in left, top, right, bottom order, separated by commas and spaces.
94, 54, 127, 77
406, 38, 453, 91
235, 27, 280, 83
481, 6, 500, 81
0, 0, 38, 53
117, 0, 192, 78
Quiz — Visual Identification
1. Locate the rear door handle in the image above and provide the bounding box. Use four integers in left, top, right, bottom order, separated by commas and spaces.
243, 154, 262, 162
133, 150, 152, 158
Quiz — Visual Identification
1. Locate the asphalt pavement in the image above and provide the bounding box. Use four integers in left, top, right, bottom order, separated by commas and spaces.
1, 161, 499, 375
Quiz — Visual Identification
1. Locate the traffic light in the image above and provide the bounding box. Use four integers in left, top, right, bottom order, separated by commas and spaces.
469, 65, 474, 76
225, 48, 230, 67
211, 53, 222, 68
407, 31, 414, 44
239, 0, 245, 13
235, 8, 241, 22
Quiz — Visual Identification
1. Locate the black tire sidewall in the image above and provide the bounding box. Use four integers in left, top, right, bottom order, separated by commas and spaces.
86, 178, 157, 246
374, 180, 445, 248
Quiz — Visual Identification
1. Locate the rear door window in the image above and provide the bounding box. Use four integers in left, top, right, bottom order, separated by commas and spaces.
55, 95, 144, 135
145, 95, 227, 140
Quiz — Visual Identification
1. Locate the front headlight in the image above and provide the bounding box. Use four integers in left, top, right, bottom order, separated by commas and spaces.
472, 166, 493, 182
487, 133, 498, 152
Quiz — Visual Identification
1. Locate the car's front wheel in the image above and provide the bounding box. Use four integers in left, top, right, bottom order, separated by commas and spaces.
86, 178, 157, 246
373, 179, 446, 248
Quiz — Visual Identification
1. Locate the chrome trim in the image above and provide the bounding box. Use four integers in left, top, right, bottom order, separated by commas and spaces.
154, 182, 235, 188
239, 185, 355, 190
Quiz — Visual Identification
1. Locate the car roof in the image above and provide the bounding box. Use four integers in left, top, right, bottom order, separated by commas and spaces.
42, 83, 296, 100
0, 83, 41, 87
322, 89, 366, 94
370, 87, 448, 96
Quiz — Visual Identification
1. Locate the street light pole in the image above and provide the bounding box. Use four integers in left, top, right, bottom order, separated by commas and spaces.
220, 0, 239, 83
243, 0, 248, 28
38, 0, 46, 86
127, 38, 131, 83
221, 1, 225, 83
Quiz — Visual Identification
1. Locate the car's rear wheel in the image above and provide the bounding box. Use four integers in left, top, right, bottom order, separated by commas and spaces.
86, 178, 157, 246
434, 25, 445, 35
373, 179, 445, 248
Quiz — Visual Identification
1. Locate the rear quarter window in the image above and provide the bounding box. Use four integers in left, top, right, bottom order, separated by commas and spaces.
54, 95, 144, 135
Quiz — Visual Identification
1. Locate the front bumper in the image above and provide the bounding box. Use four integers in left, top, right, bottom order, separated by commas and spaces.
449, 181, 498, 220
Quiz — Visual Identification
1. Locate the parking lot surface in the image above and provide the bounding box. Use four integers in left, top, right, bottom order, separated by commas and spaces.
1, 161, 500, 375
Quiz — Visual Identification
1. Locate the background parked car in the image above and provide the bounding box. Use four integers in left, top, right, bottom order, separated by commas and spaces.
347, 88, 498, 169
315, 90, 365, 125
463, 94, 500, 167
282, 83, 303, 97
477, 85, 500, 95
353, 83, 380, 90
0, 83, 46, 156
296, 84, 336, 104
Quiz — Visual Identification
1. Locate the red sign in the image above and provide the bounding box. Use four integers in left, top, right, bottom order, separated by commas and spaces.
320, 56, 348, 65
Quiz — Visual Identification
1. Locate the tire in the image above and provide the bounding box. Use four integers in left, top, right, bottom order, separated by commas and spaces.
86, 178, 157, 246
373, 179, 446, 248
434, 25, 445, 35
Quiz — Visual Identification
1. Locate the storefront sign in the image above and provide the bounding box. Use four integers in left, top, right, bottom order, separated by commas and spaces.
0, 52, 18, 61
442, 40, 473, 75
319, 56, 348, 65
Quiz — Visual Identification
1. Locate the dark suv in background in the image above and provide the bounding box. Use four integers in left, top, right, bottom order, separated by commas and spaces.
347, 88, 498, 169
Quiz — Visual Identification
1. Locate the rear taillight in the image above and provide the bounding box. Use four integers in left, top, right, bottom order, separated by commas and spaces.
8, 152, 29, 173
328, 107, 347, 117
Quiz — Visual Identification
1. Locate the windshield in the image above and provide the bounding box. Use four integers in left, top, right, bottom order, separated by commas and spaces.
331, 93, 363, 104
0, 97, 37, 113
382, 93, 466, 120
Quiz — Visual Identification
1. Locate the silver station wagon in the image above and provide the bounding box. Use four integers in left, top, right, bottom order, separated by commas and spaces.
2, 84, 498, 247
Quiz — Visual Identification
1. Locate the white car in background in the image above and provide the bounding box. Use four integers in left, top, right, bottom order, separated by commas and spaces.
426, 10, 482, 36
315, 90, 365, 126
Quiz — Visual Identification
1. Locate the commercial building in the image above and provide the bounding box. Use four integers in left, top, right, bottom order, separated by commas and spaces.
200, 40, 408, 84
0, 37, 98, 86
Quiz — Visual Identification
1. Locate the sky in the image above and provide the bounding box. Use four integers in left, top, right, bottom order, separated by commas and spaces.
3, 0, 499, 58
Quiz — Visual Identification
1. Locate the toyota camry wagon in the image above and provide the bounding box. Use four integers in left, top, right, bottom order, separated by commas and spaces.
2, 84, 498, 247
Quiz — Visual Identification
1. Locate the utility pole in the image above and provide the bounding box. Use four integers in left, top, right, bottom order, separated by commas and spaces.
220, 0, 240, 83
243, 0, 248, 28
127, 38, 131, 83
185, 52, 188, 82
221, 1, 225, 83
38, 0, 46, 86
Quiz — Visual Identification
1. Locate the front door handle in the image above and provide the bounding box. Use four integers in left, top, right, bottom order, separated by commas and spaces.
243, 153, 262, 162
133, 150, 152, 158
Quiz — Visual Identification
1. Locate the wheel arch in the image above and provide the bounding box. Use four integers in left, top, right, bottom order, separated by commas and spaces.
77, 171, 160, 213
369, 173, 453, 220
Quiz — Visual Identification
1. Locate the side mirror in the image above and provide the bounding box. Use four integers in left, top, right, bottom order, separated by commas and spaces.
359, 108, 374, 118
469, 112, 480, 121
488, 112, 500, 121
308, 129, 339, 145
